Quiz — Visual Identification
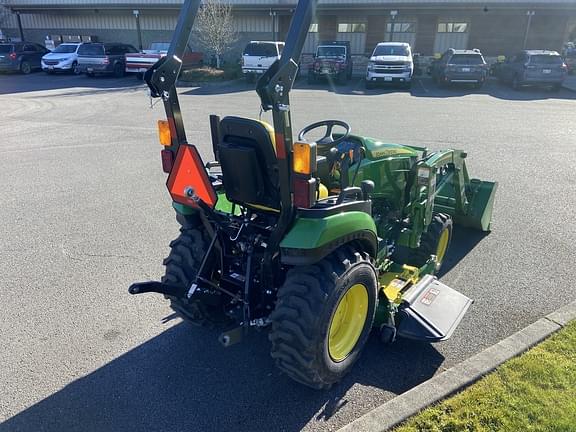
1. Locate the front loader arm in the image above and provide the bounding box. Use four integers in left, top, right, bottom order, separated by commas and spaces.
400, 150, 470, 248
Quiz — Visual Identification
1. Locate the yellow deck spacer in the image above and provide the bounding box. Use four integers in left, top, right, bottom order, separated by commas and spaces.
328, 284, 368, 362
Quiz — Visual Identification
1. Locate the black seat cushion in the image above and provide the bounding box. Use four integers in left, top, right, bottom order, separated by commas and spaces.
218, 116, 279, 210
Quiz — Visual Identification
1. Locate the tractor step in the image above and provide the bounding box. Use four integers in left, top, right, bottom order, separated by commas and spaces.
396, 275, 473, 342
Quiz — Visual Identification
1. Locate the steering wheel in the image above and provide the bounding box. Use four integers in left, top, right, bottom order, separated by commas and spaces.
298, 120, 351, 146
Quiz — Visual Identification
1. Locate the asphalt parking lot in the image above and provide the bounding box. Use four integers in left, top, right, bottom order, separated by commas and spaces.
1, 71, 575, 432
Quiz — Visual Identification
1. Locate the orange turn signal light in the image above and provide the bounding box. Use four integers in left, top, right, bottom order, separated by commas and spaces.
158, 120, 171, 146
293, 142, 317, 176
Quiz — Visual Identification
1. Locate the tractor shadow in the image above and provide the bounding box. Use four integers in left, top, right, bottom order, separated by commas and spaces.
438, 226, 490, 277
0, 322, 444, 432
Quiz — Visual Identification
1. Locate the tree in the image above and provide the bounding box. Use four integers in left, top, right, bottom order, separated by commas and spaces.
194, 0, 237, 69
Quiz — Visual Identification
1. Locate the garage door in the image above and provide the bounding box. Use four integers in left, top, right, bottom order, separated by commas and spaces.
434, 21, 470, 55
385, 20, 417, 47
336, 20, 366, 54
303, 23, 319, 54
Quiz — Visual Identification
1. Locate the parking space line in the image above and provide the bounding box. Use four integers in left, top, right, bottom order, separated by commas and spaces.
418, 78, 429, 93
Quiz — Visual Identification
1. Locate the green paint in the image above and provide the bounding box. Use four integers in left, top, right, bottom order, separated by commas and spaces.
280, 211, 377, 250
172, 202, 198, 216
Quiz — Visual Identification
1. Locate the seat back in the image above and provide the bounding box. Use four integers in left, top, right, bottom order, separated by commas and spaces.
218, 116, 280, 211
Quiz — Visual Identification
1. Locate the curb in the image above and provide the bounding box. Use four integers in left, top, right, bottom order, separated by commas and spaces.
338, 300, 576, 432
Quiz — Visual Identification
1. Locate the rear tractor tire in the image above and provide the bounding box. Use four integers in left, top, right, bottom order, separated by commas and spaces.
395, 213, 453, 273
269, 247, 378, 389
162, 220, 232, 328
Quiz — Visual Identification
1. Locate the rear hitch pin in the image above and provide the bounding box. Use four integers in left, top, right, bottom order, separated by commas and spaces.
230, 223, 245, 241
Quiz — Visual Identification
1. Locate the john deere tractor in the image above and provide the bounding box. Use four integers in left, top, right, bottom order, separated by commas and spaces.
129, 0, 498, 389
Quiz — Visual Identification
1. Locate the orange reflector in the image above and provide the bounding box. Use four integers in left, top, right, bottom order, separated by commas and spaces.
167, 144, 217, 208
293, 142, 316, 175
158, 120, 171, 146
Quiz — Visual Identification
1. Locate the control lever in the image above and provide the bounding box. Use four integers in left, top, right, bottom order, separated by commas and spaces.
361, 180, 375, 201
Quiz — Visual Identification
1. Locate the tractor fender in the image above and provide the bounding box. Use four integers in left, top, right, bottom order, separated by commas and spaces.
280, 211, 378, 266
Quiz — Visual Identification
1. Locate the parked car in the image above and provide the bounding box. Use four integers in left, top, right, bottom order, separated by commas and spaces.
41, 43, 82, 74
365, 42, 413, 89
77, 42, 139, 77
431, 48, 488, 88
496, 50, 567, 91
308, 41, 353, 84
126, 42, 204, 79
241, 41, 284, 82
0, 42, 49, 74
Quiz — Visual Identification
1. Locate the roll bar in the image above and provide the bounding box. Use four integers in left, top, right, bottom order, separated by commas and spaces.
144, 0, 317, 288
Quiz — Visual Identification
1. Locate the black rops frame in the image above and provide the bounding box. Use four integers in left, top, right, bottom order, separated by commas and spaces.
144, 0, 317, 289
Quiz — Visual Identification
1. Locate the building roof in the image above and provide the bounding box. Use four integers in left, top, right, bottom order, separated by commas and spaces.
6, 0, 576, 7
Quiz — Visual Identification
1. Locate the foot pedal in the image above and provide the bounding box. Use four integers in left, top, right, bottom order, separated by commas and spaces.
396, 275, 473, 342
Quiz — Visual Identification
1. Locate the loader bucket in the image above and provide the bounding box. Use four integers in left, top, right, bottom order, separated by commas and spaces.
434, 178, 497, 232
457, 179, 498, 232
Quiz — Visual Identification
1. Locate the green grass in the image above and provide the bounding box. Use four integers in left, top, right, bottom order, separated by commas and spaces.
179, 63, 242, 83
395, 321, 576, 432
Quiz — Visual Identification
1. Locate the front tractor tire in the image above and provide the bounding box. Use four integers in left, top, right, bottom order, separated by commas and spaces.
396, 213, 453, 272
269, 248, 378, 389
162, 221, 231, 328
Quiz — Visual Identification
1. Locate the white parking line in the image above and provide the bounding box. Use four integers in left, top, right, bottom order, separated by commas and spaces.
418, 78, 429, 93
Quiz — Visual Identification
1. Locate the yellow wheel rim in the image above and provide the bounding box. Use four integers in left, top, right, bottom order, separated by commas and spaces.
436, 229, 450, 265
328, 283, 369, 362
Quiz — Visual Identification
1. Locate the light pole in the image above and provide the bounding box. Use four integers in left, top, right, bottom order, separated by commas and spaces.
270, 9, 277, 42
389, 10, 398, 42
523, 10, 535, 50
133, 9, 142, 51
16, 11, 25, 41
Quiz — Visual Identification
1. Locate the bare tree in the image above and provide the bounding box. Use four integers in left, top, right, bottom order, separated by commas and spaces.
194, 0, 237, 69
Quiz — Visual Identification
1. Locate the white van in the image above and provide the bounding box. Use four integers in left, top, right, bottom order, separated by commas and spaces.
366, 42, 413, 89
242, 41, 284, 82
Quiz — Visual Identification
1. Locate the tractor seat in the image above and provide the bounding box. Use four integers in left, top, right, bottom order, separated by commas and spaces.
218, 116, 280, 211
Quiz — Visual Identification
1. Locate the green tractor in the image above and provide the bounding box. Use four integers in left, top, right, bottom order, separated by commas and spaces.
129, 0, 497, 389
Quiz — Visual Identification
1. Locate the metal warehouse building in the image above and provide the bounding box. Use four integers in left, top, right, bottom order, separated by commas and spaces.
1, 0, 575, 58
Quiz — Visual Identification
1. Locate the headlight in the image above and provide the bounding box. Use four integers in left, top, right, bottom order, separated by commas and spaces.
367, 62, 375, 71
59, 58, 71, 64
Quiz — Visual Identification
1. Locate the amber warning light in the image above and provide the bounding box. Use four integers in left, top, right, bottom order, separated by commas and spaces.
167, 144, 217, 208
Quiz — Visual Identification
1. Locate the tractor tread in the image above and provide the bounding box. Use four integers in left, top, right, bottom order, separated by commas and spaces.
269, 246, 377, 389
394, 213, 453, 271
162, 225, 231, 329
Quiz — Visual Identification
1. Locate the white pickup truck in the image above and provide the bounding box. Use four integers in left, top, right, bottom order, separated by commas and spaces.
241, 41, 284, 82
125, 42, 203, 79
125, 42, 170, 79
366, 42, 414, 89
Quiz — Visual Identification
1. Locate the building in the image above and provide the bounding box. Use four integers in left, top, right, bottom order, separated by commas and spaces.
1, 0, 575, 61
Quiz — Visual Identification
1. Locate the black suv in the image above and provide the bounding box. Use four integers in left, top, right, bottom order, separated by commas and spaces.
431, 48, 488, 88
308, 41, 353, 84
496, 50, 567, 91
0, 42, 49, 74
77, 43, 138, 77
